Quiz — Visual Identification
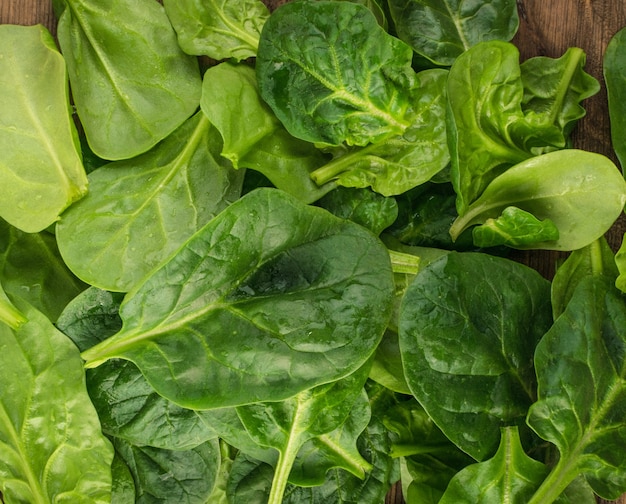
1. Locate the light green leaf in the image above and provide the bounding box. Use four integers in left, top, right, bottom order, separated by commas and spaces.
449, 150, 626, 251
56, 112, 244, 292
163, 0, 269, 60
0, 24, 87, 233
0, 297, 113, 503
57, 0, 202, 160
81, 188, 395, 410
256, 1, 415, 147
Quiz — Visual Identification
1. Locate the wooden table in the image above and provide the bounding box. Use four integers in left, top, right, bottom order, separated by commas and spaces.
2, 1, 625, 503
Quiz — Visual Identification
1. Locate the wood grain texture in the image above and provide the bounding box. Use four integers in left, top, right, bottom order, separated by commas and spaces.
1, 1, 625, 503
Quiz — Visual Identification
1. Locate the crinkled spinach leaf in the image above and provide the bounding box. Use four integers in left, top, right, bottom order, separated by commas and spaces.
310, 68, 450, 196
81, 188, 395, 410
399, 252, 552, 460
56, 0, 202, 160
163, 0, 269, 61
449, 150, 626, 251
388, 0, 519, 66
527, 276, 626, 501
0, 24, 87, 233
113, 437, 220, 504
0, 297, 113, 503
56, 111, 244, 292
256, 1, 416, 147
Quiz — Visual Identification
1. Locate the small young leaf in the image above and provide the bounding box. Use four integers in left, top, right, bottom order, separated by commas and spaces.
471, 206, 559, 248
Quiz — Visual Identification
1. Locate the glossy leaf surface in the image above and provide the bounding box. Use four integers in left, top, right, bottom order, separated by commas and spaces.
256, 1, 415, 146
604, 26, 626, 170
0, 297, 113, 503
57, 0, 202, 159
81, 188, 395, 410
399, 252, 552, 460
56, 112, 243, 292
450, 150, 626, 251
200, 62, 333, 203
528, 276, 626, 501
0, 24, 87, 232
57, 287, 218, 450
163, 0, 269, 60
388, 0, 519, 66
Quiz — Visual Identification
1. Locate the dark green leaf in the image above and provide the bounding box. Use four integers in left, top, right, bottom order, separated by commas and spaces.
81, 188, 395, 410
604, 26, 626, 171
256, 1, 416, 146
388, 0, 519, 66
399, 252, 552, 460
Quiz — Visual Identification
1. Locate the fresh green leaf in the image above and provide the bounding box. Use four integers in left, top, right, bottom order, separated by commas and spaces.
316, 187, 399, 236
309, 68, 450, 195
56, 111, 244, 292
111, 452, 136, 503
113, 437, 220, 504
471, 206, 560, 248
0, 282, 26, 330
399, 252, 552, 460
57, 286, 219, 451
604, 26, 626, 171
256, 1, 415, 147
527, 276, 626, 502
200, 62, 333, 203
56, 0, 202, 160
0, 24, 87, 232
449, 150, 626, 250
388, 0, 519, 66
616, 233, 626, 294
0, 297, 114, 503
0, 219, 86, 322
163, 0, 269, 60
81, 188, 395, 409
552, 237, 618, 319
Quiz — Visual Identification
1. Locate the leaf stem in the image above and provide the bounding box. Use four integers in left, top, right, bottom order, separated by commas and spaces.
310, 145, 373, 186
526, 455, 578, 504
388, 249, 420, 275
0, 292, 26, 330
267, 440, 300, 504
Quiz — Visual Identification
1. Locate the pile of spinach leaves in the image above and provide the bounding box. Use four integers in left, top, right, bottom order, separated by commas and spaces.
2, 0, 626, 503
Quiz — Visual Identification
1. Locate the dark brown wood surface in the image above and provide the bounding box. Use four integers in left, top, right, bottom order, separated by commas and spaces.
1, 1, 625, 503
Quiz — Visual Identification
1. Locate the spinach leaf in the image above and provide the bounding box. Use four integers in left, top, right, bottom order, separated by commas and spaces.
449, 150, 626, 250
81, 188, 395, 410
56, 0, 202, 160
552, 237, 618, 320
256, 1, 416, 147
163, 0, 269, 61
439, 427, 595, 504
111, 451, 136, 503
616, 233, 626, 294
0, 296, 113, 503
200, 62, 333, 203
447, 42, 598, 214
604, 26, 626, 170
309, 68, 450, 196
0, 282, 26, 330
0, 24, 87, 233
236, 365, 370, 503
0, 219, 86, 322
471, 206, 560, 248
113, 437, 220, 504
527, 276, 626, 502
57, 286, 218, 450
56, 111, 244, 292
399, 252, 552, 460
388, 0, 519, 66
